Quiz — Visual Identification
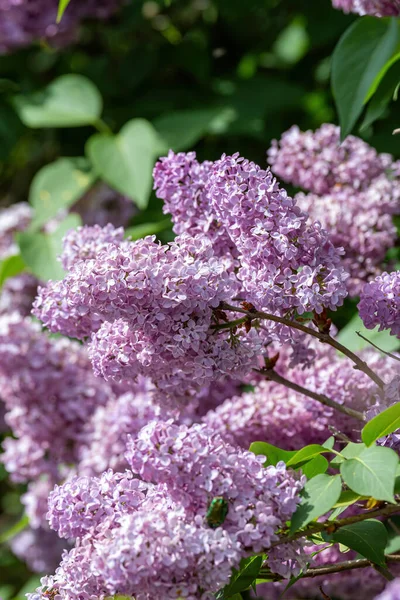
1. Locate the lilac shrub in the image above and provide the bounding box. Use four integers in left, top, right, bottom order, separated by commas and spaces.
268, 124, 400, 295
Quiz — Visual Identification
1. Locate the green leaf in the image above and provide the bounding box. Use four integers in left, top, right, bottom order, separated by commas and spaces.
17, 214, 81, 281
125, 219, 172, 241
331, 442, 367, 467
57, 0, 71, 22
0, 515, 29, 544
29, 158, 95, 230
249, 442, 297, 467
153, 108, 226, 151
340, 445, 398, 502
87, 119, 164, 209
362, 403, 400, 446
331, 17, 399, 138
290, 474, 342, 533
330, 519, 388, 566
322, 436, 335, 450
385, 515, 400, 554
302, 455, 329, 479
0, 255, 26, 288
286, 444, 329, 467
13, 75, 103, 128
333, 490, 363, 509
337, 313, 400, 353
218, 556, 263, 599
360, 56, 400, 130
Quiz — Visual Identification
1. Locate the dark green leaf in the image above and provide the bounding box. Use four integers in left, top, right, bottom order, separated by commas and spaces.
86, 119, 164, 209
125, 219, 172, 241
0, 515, 29, 544
290, 474, 342, 532
360, 57, 400, 130
218, 556, 263, 599
362, 403, 400, 446
153, 108, 229, 151
29, 158, 94, 230
331, 17, 399, 138
330, 519, 388, 566
0, 255, 26, 288
340, 445, 398, 502
385, 515, 400, 554
287, 444, 329, 467
301, 455, 329, 479
13, 75, 103, 128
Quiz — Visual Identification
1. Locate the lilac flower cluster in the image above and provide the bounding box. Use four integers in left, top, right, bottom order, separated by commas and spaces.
27, 423, 303, 600
0, 0, 125, 54
358, 271, 400, 338
0, 202, 32, 259
204, 343, 395, 450
155, 150, 348, 317
332, 0, 400, 15
376, 579, 400, 600
0, 273, 39, 317
0, 313, 110, 483
268, 124, 400, 295
34, 225, 262, 404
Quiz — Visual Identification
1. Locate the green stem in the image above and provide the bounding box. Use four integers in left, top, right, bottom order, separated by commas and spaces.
92, 118, 113, 134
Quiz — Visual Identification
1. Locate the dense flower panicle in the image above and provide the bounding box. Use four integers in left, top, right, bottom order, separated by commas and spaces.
268, 124, 400, 295
358, 271, 400, 338
0, 0, 125, 53
0, 273, 39, 316
0, 202, 32, 258
126, 420, 304, 554
376, 579, 400, 600
34, 232, 263, 404
332, 0, 400, 15
48, 470, 147, 539
153, 150, 234, 257
72, 184, 136, 229
203, 344, 395, 450
295, 181, 399, 295
268, 124, 395, 195
0, 314, 111, 481
60, 223, 125, 270
208, 153, 348, 314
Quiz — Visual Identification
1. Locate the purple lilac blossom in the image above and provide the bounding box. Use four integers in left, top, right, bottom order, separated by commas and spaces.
375, 579, 400, 600
268, 124, 400, 295
60, 222, 125, 270
126, 420, 304, 556
0, 0, 125, 54
358, 271, 400, 338
10, 527, 68, 574
332, 0, 400, 15
34, 229, 263, 405
0, 313, 111, 482
203, 344, 396, 450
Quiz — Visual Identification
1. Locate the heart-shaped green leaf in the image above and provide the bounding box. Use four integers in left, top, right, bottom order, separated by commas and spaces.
329, 519, 388, 566
13, 75, 103, 129
86, 119, 165, 209
290, 474, 342, 533
340, 445, 398, 502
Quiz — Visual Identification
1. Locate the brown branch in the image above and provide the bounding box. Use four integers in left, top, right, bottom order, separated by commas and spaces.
270, 503, 400, 549
259, 554, 400, 581
216, 303, 385, 389
257, 368, 365, 422
356, 332, 400, 363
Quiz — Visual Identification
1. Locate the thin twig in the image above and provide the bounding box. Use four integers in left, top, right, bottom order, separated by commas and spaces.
256, 368, 365, 422
215, 303, 385, 390
356, 332, 400, 363
269, 503, 400, 549
259, 555, 400, 581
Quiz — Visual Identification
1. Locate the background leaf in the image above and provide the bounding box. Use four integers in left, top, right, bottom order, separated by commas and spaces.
87, 119, 164, 209
0, 255, 26, 288
249, 442, 297, 467
337, 313, 400, 353
13, 75, 103, 128
331, 17, 399, 137
57, 0, 71, 22
17, 214, 81, 281
29, 158, 94, 230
